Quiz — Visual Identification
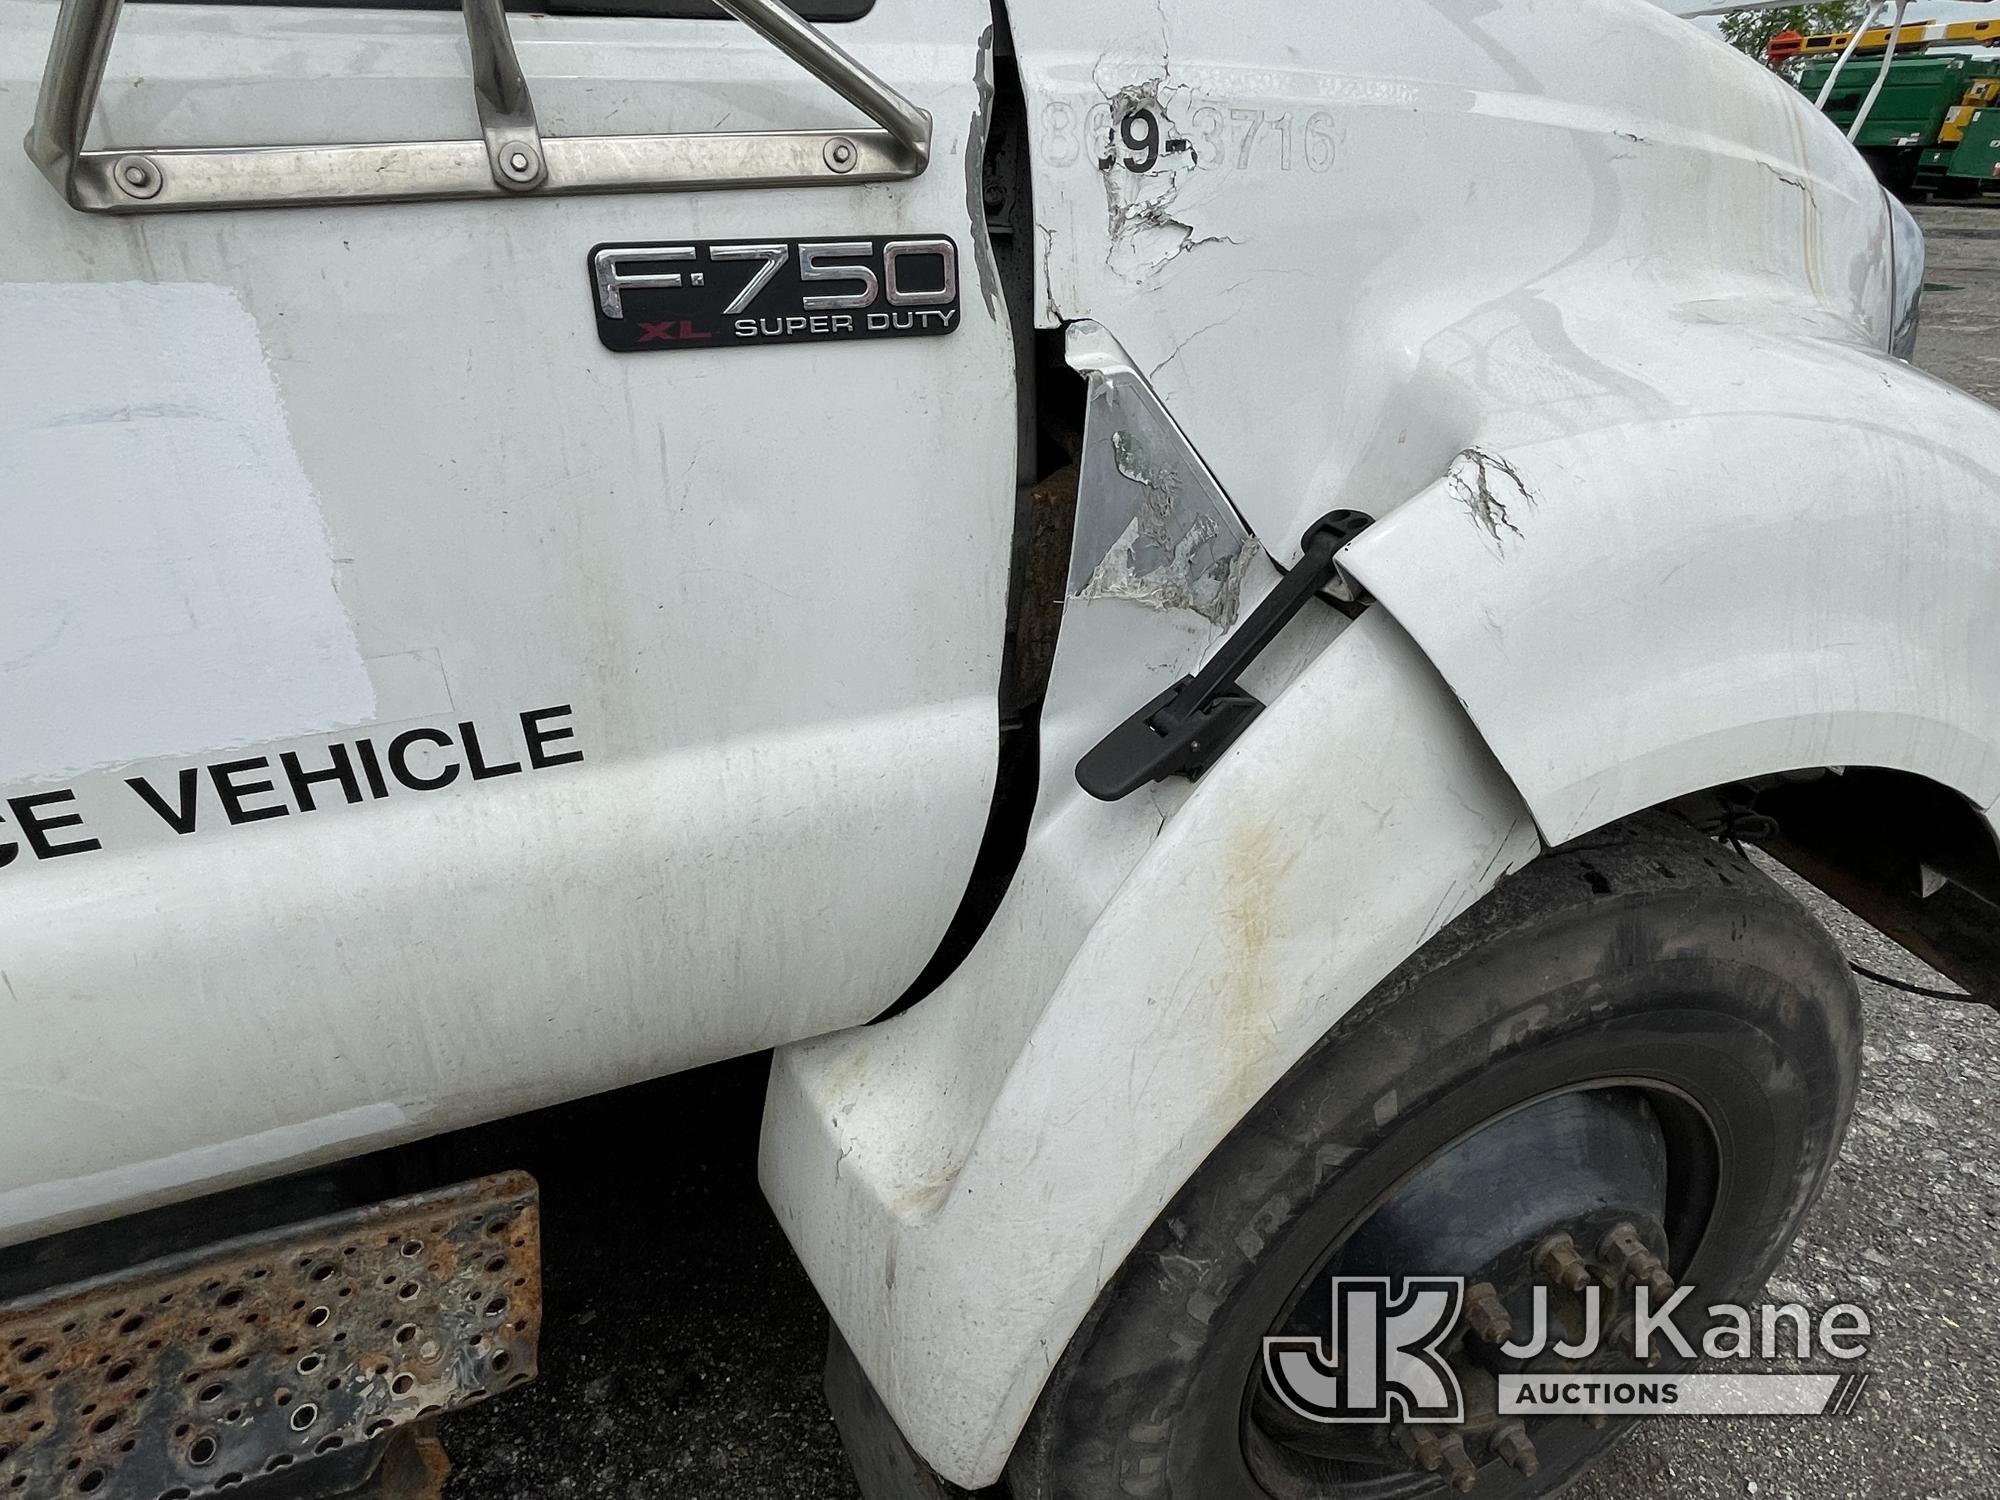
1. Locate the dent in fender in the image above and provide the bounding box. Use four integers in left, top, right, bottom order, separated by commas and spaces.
1340, 336, 2000, 844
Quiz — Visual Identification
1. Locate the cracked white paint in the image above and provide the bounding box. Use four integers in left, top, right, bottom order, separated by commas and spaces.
1447, 447, 1537, 553
1096, 79, 1224, 279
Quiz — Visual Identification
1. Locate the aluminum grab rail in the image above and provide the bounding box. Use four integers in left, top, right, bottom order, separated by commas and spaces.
24, 0, 931, 212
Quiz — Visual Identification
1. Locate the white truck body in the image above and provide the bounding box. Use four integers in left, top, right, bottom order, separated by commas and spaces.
0, 0, 1010, 1238
3, 0, 1996, 1492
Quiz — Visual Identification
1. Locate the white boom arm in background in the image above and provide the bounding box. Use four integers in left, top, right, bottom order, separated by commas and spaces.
1658, 0, 1993, 140
1660, 0, 1988, 13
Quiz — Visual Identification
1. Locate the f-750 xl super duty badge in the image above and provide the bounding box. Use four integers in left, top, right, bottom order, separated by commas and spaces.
590, 237, 960, 353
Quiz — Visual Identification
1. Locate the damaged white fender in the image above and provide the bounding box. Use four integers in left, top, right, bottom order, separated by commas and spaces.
760, 1, 2000, 1488
760, 332, 1541, 1488
1001, 0, 1897, 558
1338, 334, 2000, 844
989, 0, 2000, 850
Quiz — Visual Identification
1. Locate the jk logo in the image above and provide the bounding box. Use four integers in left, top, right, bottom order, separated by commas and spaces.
1263, 1277, 1465, 1424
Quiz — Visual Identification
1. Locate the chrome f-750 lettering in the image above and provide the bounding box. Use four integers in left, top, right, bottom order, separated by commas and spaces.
799, 243, 881, 311
592, 245, 697, 320
712, 243, 790, 316
588, 235, 960, 353
883, 238, 957, 307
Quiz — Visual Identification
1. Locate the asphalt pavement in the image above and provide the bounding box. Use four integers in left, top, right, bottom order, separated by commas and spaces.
441, 202, 2000, 1500
1561, 203, 2000, 1500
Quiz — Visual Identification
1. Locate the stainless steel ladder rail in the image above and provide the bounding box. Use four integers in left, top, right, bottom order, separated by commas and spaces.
24, 0, 931, 212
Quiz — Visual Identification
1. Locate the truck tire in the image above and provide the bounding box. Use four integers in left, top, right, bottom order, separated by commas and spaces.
1008, 817, 1861, 1500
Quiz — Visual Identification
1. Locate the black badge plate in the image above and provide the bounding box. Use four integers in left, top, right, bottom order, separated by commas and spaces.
589, 236, 962, 354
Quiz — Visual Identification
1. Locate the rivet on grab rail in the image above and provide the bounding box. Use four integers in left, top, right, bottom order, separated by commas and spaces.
113, 154, 161, 199
497, 143, 543, 188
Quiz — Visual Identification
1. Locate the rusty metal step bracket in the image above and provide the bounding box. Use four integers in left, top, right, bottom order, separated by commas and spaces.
0, 1172, 540, 1500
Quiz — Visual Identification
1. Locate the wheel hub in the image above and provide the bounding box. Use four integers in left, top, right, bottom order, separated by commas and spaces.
1257, 1089, 1683, 1495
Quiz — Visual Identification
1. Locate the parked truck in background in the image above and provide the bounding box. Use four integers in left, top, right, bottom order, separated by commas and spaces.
1773, 15, 2000, 196
3, 1, 1998, 1498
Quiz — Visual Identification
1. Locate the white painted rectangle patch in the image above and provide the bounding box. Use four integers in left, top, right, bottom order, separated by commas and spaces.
0, 281, 374, 786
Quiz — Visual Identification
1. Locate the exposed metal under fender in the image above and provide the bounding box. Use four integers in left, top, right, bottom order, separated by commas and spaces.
1750, 769, 2000, 1004
761, 602, 1540, 1487
1338, 334, 2000, 849
1076, 507, 1372, 801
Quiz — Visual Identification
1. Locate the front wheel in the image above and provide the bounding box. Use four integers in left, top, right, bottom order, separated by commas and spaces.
1009, 818, 1861, 1500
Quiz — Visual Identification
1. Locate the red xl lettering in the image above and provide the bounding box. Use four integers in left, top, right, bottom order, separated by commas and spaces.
637, 319, 713, 343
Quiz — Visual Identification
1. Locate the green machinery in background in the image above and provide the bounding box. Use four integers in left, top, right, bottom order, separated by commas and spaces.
1773, 18, 2000, 198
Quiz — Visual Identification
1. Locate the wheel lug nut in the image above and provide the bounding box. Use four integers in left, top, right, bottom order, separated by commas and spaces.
1609, 1314, 1662, 1369
1463, 1281, 1512, 1344
1395, 1424, 1444, 1472
1536, 1234, 1594, 1295
1493, 1420, 1539, 1477
1599, 1223, 1660, 1281
1601, 1223, 1646, 1258
1597, 1222, 1679, 1309
1438, 1432, 1479, 1492
1624, 1247, 1666, 1287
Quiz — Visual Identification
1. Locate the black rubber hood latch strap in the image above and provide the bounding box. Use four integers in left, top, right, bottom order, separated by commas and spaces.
1075, 509, 1373, 802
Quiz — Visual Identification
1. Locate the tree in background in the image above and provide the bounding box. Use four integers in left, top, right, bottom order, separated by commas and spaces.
1719, 4, 1872, 67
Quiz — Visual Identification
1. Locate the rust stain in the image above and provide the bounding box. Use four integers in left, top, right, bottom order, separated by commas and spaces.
369, 1424, 452, 1500
0, 1173, 540, 1500
1216, 810, 1307, 1115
